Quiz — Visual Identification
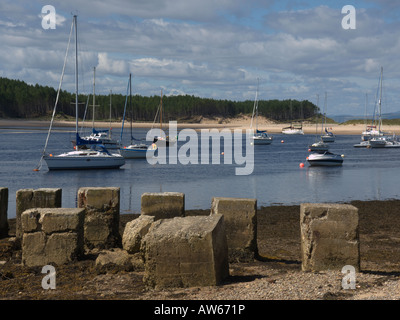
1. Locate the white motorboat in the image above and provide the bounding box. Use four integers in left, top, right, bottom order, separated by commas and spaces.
40, 16, 125, 171
307, 152, 344, 166
250, 79, 273, 145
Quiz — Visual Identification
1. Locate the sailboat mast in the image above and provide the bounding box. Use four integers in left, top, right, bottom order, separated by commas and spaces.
160, 89, 163, 137
74, 15, 78, 135
92, 66, 96, 130
130, 73, 132, 144
378, 66, 383, 132
109, 89, 112, 138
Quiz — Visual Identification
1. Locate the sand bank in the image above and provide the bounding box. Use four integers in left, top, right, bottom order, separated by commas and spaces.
1, 118, 400, 135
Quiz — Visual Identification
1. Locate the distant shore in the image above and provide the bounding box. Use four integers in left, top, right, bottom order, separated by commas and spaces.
1, 118, 400, 136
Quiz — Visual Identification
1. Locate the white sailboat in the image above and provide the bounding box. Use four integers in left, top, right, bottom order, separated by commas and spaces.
41, 15, 125, 170
81, 67, 119, 150
250, 79, 273, 145
152, 90, 177, 147
120, 74, 157, 159
320, 93, 335, 142
309, 94, 329, 152
368, 67, 400, 148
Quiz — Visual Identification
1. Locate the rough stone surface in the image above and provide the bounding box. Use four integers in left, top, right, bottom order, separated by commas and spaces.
0, 188, 8, 239
78, 187, 121, 250
210, 197, 258, 262
142, 214, 229, 289
95, 248, 134, 273
141, 192, 185, 220
300, 203, 360, 272
21, 208, 85, 267
16, 188, 62, 241
122, 215, 155, 254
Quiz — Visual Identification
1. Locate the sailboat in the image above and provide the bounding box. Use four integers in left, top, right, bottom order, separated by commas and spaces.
309, 94, 329, 152
80, 67, 119, 150
152, 90, 177, 147
42, 15, 125, 170
320, 93, 335, 142
250, 79, 273, 145
120, 74, 157, 159
368, 67, 400, 148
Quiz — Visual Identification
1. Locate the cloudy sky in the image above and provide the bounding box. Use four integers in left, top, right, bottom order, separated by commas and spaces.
1, 0, 400, 117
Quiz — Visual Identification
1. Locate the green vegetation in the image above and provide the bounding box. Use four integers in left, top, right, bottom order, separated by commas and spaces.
0, 77, 319, 122
341, 119, 400, 126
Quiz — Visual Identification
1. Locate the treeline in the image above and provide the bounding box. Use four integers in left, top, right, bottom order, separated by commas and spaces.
0, 77, 319, 122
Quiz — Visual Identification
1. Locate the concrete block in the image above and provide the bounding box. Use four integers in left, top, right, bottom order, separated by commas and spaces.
300, 203, 360, 272
78, 187, 121, 249
16, 188, 62, 240
141, 192, 185, 220
0, 188, 8, 238
211, 197, 257, 262
122, 215, 155, 254
142, 215, 229, 288
21, 208, 85, 267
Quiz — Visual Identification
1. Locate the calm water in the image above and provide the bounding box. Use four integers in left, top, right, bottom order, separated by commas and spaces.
2, 125, 400, 218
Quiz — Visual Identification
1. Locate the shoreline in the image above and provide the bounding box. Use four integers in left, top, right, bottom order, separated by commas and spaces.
2, 198, 400, 300
2, 118, 400, 135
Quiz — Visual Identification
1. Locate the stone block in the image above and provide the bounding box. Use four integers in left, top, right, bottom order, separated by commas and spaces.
142, 215, 229, 288
21, 208, 85, 267
122, 215, 155, 254
141, 192, 185, 220
210, 197, 257, 262
16, 188, 62, 240
78, 187, 121, 249
300, 203, 360, 272
0, 188, 8, 238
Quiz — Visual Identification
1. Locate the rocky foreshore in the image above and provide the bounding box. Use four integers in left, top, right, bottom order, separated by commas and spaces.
1, 199, 400, 301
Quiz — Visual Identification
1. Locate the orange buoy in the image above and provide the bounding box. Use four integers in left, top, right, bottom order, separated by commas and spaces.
299, 163, 305, 168
281, 140, 284, 143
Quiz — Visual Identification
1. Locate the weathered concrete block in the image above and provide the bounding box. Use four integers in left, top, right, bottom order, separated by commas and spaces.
78, 187, 121, 249
141, 192, 185, 220
21, 208, 85, 267
122, 215, 155, 254
142, 215, 229, 288
0, 188, 8, 238
210, 197, 257, 262
300, 203, 360, 272
16, 188, 62, 240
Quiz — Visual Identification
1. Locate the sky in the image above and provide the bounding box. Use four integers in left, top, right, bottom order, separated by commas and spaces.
1, 0, 400, 117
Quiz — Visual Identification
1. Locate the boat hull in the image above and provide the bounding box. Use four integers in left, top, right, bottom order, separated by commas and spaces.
44, 153, 125, 170
120, 145, 156, 159
307, 153, 343, 166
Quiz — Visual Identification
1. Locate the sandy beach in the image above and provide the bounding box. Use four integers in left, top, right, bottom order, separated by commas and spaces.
1, 117, 400, 135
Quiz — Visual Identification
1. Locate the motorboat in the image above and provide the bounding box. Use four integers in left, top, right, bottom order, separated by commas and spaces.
307, 151, 344, 166
369, 135, 400, 148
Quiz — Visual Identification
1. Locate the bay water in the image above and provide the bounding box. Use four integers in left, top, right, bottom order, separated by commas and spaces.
2, 124, 400, 219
